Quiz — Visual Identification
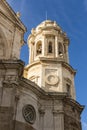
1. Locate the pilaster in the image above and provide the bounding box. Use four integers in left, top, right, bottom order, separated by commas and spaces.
39, 108, 45, 130
53, 110, 64, 130
0, 60, 24, 130
55, 36, 58, 57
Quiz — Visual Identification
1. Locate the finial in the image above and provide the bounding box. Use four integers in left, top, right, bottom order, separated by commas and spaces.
54, 21, 57, 26
16, 12, 21, 18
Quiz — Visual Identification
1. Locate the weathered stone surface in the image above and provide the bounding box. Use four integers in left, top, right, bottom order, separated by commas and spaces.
25, 20, 76, 99
0, 0, 26, 60
15, 120, 36, 130
0, 107, 13, 130
0, 1, 84, 130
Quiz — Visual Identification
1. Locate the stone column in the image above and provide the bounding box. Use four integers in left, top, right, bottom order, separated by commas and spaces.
66, 45, 69, 63
39, 108, 45, 130
53, 110, 64, 130
42, 35, 46, 56
55, 36, 58, 57
29, 43, 34, 63
29, 44, 32, 63
0, 82, 17, 130
0, 77, 4, 105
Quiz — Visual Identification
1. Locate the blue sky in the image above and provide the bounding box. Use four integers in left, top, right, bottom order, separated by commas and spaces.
7, 0, 87, 129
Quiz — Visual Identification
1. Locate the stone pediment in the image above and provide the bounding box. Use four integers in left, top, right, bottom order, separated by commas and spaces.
0, 0, 26, 31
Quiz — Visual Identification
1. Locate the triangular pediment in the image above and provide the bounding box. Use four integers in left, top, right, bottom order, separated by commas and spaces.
0, 0, 26, 31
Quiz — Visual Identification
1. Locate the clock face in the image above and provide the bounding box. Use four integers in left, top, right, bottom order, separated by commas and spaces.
22, 105, 36, 124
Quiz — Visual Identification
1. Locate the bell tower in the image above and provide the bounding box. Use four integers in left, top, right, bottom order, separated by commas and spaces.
0, 1, 84, 130
29, 21, 69, 63
25, 20, 76, 99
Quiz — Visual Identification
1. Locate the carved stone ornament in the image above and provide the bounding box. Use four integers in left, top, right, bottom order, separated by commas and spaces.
22, 104, 36, 124
45, 74, 59, 85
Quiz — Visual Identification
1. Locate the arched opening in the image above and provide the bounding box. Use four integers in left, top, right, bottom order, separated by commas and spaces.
66, 83, 71, 96
36, 41, 42, 55
58, 42, 63, 56
48, 41, 52, 53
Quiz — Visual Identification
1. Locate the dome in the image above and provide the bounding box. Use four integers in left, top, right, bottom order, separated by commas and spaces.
35, 20, 61, 32
30, 20, 62, 36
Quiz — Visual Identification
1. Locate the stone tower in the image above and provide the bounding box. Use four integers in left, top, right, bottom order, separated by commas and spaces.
23, 20, 84, 130
25, 20, 76, 99
0, 1, 84, 130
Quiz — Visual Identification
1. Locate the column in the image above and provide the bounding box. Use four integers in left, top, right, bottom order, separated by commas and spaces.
66, 45, 69, 63
39, 108, 45, 130
42, 35, 46, 56
55, 36, 58, 57
53, 110, 64, 130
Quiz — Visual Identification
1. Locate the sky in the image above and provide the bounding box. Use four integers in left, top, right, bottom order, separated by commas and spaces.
6, 0, 87, 129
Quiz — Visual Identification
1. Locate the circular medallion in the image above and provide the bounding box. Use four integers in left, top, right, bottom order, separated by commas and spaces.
45, 74, 59, 85
22, 104, 36, 124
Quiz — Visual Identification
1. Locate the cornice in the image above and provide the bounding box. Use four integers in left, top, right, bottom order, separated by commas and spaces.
0, 10, 22, 31
63, 97, 84, 113
0, 59, 24, 76
25, 60, 41, 70
62, 62, 76, 75
28, 20, 69, 44
40, 57, 76, 75
19, 77, 84, 113
1, 0, 26, 32
19, 77, 68, 100
25, 58, 76, 75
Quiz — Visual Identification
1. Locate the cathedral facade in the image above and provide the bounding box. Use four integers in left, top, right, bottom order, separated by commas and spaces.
0, 0, 84, 130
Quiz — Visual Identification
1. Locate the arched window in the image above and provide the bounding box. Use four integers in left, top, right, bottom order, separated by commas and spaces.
36, 41, 42, 55
48, 41, 52, 53
58, 42, 63, 56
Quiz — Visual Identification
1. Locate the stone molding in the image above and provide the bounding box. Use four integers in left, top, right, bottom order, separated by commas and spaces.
19, 77, 84, 112
0, 0, 26, 32
0, 60, 24, 77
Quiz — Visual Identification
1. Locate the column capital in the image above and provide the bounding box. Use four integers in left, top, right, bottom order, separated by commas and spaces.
38, 108, 45, 115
